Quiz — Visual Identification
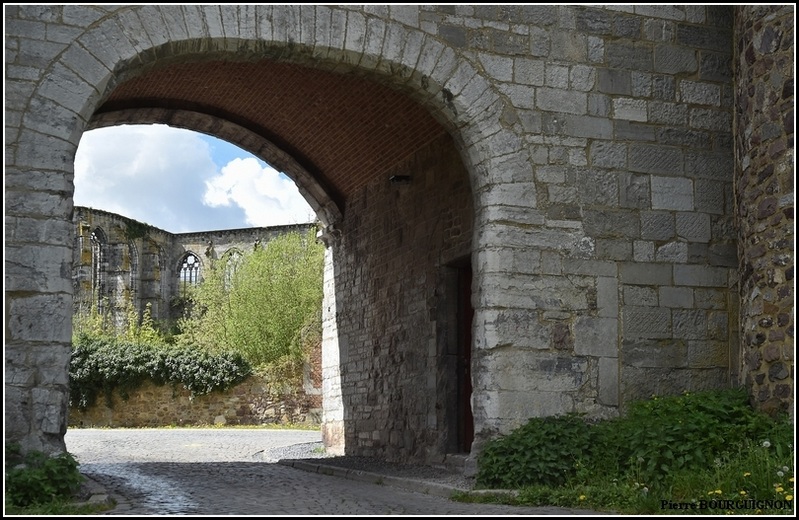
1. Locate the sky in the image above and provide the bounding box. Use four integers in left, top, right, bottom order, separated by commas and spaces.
73, 124, 316, 233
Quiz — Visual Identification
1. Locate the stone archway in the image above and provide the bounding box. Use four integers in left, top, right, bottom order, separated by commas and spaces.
8, 5, 785, 465
81, 49, 485, 464
6, 5, 507, 460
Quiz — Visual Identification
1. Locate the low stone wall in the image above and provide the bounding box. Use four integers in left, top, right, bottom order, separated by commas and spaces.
68, 375, 322, 428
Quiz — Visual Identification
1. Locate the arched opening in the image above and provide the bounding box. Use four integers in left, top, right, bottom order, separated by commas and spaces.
7, 7, 494, 463
89, 227, 108, 315
221, 249, 244, 291
177, 251, 202, 297
74, 53, 476, 464
7, 6, 776, 479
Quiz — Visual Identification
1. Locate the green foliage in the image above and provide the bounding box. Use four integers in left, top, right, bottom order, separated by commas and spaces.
123, 220, 151, 240
661, 435, 795, 515
5, 444, 84, 508
176, 229, 324, 369
469, 388, 795, 515
514, 482, 649, 511
587, 388, 788, 486
476, 413, 592, 488
4, 499, 113, 516
69, 230, 322, 411
73, 300, 168, 347
69, 337, 252, 410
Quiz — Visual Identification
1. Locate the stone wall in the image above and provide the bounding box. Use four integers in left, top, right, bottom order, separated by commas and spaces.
458, 5, 741, 439
71, 334, 324, 428
733, 6, 794, 417
68, 375, 322, 428
73, 206, 316, 325
329, 133, 473, 463
5, 5, 793, 460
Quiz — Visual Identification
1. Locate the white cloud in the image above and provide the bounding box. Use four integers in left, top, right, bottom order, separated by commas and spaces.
74, 125, 315, 232
203, 157, 315, 227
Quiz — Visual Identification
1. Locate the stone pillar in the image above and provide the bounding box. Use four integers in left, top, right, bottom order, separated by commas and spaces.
733, 6, 794, 416
319, 235, 345, 454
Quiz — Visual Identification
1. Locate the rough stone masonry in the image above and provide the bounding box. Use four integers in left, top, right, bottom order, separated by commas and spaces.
4, 5, 793, 464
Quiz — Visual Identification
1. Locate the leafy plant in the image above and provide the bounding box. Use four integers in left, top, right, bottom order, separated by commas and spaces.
175, 229, 324, 369
73, 299, 169, 347
587, 388, 788, 486
69, 338, 252, 410
5, 445, 85, 508
476, 412, 592, 488
468, 388, 794, 515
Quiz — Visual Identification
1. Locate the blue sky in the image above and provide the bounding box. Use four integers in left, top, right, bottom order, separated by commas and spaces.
74, 124, 316, 233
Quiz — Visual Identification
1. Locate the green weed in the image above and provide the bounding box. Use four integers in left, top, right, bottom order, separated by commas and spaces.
464, 388, 794, 515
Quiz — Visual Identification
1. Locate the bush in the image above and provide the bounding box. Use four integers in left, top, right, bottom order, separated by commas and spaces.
474, 388, 794, 509
5, 445, 84, 507
587, 388, 790, 486
70, 338, 252, 410
175, 229, 324, 369
476, 413, 592, 488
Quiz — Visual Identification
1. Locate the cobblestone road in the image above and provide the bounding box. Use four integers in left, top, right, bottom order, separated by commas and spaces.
65, 428, 597, 515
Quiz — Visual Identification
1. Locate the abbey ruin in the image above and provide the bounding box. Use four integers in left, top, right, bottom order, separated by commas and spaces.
71, 205, 315, 327
5, 5, 794, 467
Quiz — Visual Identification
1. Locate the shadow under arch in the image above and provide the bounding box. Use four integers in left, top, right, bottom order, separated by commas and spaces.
88, 48, 461, 212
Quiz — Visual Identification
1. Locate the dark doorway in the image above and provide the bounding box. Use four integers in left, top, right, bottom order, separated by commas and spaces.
455, 261, 474, 452
439, 257, 474, 454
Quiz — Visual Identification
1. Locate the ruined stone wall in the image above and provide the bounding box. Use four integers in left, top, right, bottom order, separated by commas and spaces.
72, 206, 316, 326
733, 6, 794, 417
332, 134, 473, 463
73, 207, 174, 322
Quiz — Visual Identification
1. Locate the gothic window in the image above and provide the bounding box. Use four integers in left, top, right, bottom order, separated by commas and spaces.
90, 227, 108, 313
128, 241, 139, 315
158, 246, 167, 317
179, 252, 201, 296
222, 249, 243, 290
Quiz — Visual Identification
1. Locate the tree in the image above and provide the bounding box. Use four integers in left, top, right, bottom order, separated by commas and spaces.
177, 229, 324, 369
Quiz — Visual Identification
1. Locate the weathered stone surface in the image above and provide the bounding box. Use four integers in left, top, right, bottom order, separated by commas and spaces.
69, 375, 323, 428
622, 339, 686, 368
597, 68, 632, 95
733, 6, 794, 416
623, 306, 672, 339
619, 262, 672, 286
621, 366, 728, 404
614, 98, 647, 122
481, 309, 550, 350
630, 145, 684, 175
674, 265, 729, 287
655, 241, 687, 263
651, 176, 693, 210
574, 317, 618, 357
536, 87, 587, 115
676, 212, 712, 242
5, 4, 787, 461
654, 44, 698, 74
598, 357, 619, 406
660, 287, 693, 308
